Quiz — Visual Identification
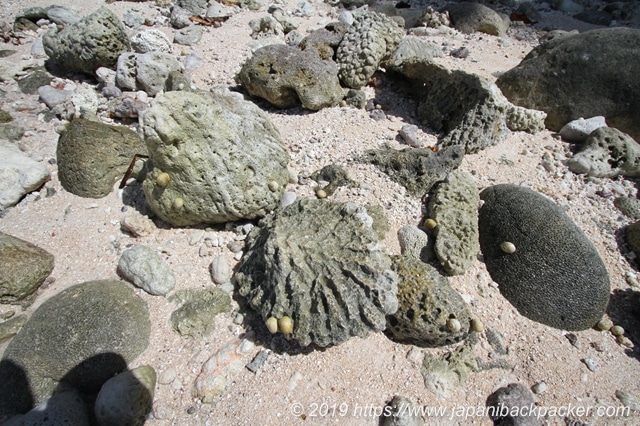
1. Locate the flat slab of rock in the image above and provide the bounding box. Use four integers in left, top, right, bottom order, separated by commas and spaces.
0, 280, 150, 417
478, 184, 610, 331
0, 232, 54, 304
497, 28, 640, 140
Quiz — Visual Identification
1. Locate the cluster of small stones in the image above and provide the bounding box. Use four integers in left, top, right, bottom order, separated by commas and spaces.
336, 11, 403, 89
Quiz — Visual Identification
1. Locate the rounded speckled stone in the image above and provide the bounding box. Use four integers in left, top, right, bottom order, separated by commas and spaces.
478, 184, 610, 331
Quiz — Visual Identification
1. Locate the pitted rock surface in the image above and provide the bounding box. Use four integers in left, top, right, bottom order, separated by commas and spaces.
428, 171, 479, 276
361, 144, 464, 198
139, 90, 290, 226
42, 7, 130, 74
496, 28, 640, 140
442, 2, 509, 36
235, 198, 398, 347
389, 59, 546, 154
236, 44, 344, 110
567, 127, 640, 178
336, 11, 403, 89
386, 256, 470, 347
479, 184, 610, 331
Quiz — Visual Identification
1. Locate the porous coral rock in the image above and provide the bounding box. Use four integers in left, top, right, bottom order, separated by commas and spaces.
388, 59, 546, 154
567, 127, 640, 178
139, 90, 290, 226
235, 198, 398, 347
236, 44, 344, 111
336, 11, 404, 89
428, 171, 479, 276
386, 256, 471, 347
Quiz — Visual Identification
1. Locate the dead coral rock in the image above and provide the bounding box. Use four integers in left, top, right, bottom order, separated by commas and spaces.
235, 198, 398, 347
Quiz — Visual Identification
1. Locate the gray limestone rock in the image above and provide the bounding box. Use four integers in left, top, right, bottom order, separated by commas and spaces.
0, 280, 150, 416
486, 383, 542, 426
443, 2, 509, 36
614, 196, 640, 220
56, 118, 147, 199
42, 7, 130, 74
237, 44, 344, 111
496, 28, 640, 140
559, 116, 607, 143
139, 90, 290, 226
46, 7, 81, 26
336, 11, 404, 89
428, 171, 479, 276
389, 60, 546, 154
118, 245, 176, 296
624, 221, 640, 259
116, 52, 182, 97
94, 365, 156, 426
131, 29, 172, 54
360, 144, 465, 198
169, 5, 192, 29
567, 127, 640, 178
174, 26, 203, 46
2, 390, 90, 426
479, 184, 610, 330
397, 224, 434, 262
209, 255, 231, 285
38, 85, 74, 109
169, 287, 231, 337
0, 141, 50, 209
0, 232, 54, 304
381, 396, 424, 426
235, 198, 398, 347
177, 0, 208, 15
386, 256, 471, 347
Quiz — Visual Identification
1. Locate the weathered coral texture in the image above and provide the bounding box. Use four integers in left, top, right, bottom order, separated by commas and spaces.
236, 198, 398, 347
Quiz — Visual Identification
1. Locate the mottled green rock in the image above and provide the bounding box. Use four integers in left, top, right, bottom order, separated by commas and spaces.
428, 171, 479, 276
360, 144, 464, 198
386, 256, 470, 347
43, 7, 130, 74
0, 280, 150, 416
0, 232, 54, 304
169, 287, 231, 337
57, 118, 146, 198
0, 314, 27, 344
0, 109, 12, 123
615, 196, 640, 220
17, 67, 53, 95
310, 164, 354, 196
236, 198, 398, 347
94, 365, 156, 426
0, 124, 24, 142
139, 90, 290, 226
479, 184, 610, 330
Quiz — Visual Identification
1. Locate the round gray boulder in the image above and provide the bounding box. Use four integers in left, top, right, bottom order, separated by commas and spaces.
0, 280, 150, 416
0, 232, 54, 304
442, 2, 509, 36
496, 28, 640, 140
478, 184, 610, 331
236, 44, 344, 111
236, 198, 398, 347
42, 7, 130, 74
139, 90, 290, 226
56, 118, 147, 198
